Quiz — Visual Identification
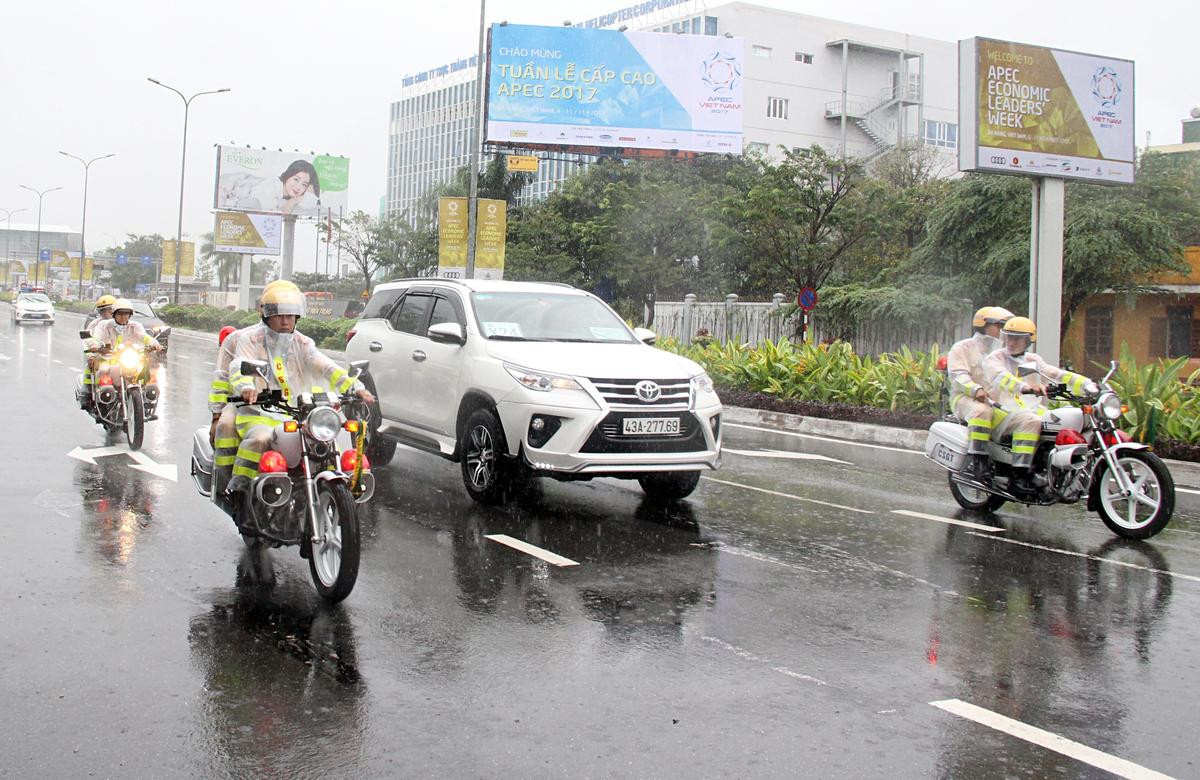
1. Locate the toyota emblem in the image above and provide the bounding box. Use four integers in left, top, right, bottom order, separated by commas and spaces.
635, 380, 661, 402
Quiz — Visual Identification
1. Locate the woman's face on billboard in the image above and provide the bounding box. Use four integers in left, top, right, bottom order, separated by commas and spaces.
283, 171, 311, 198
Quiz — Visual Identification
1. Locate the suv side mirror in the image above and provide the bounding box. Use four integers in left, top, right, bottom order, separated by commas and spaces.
633, 327, 657, 345
239, 359, 269, 379
428, 322, 466, 345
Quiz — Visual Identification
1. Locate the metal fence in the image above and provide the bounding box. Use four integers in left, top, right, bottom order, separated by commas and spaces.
652, 294, 971, 356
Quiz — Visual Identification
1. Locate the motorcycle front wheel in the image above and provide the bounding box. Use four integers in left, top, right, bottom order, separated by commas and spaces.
309, 481, 360, 603
948, 472, 1006, 512
124, 387, 144, 450
1095, 450, 1174, 539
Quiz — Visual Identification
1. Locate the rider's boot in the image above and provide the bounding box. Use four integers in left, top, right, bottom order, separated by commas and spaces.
963, 454, 988, 479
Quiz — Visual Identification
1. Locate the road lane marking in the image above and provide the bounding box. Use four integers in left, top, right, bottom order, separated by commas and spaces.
485, 534, 579, 567
1175, 486, 1200, 496
725, 422, 922, 455
0, 354, 9, 360
965, 531, 1200, 584
891, 509, 1005, 533
67, 445, 178, 482
723, 447, 852, 465
701, 636, 827, 686
52, 358, 64, 364
67, 367, 81, 373
701, 475, 874, 514
930, 699, 1174, 779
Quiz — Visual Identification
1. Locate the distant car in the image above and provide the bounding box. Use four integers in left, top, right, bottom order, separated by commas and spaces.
150, 295, 170, 308
84, 299, 170, 351
11, 293, 55, 325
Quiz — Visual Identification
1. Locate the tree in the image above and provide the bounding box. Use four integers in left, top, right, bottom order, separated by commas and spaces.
331, 211, 412, 294
197, 232, 242, 291
104, 234, 162, 295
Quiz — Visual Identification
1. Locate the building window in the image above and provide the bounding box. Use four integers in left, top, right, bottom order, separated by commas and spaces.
794, 52, 813, 64
747, 142, 769, 156
923, 120, 958, 149
767, 96, 789, 120
752, 45, 772, 57
704, 16, 718, 35
1085, 305, 1113, 362
1169, 305, 1193, 358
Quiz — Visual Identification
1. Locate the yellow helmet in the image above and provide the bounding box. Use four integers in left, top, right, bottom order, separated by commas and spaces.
1001, 316, 1037, 340
111, 298, 134, 316
95, 294, 117, 311
972, 306, 1015, 329
255, 279, 292, 308
260, 281, 305, 319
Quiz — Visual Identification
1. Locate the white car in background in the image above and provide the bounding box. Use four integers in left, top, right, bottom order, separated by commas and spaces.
345, 279, 722, 504
11, 293, 55, 325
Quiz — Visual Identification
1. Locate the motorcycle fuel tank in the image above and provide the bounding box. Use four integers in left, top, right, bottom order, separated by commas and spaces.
925, 421, 968, 471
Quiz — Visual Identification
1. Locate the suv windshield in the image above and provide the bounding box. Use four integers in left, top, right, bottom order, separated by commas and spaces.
471, 291, 634, 343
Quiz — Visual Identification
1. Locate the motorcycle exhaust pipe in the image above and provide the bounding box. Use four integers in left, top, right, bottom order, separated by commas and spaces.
96, 386, 117, 405
253, 474, 292, 508
353, 471, 375, 504
1050, 444, 1088, 470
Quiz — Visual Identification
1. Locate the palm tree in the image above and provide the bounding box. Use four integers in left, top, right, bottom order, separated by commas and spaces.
198, 232, 242, 291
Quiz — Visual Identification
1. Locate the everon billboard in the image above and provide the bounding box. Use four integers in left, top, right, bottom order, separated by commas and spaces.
214, 146, 350, 217
486, 24, 744, 154
958, 37, 1134, 183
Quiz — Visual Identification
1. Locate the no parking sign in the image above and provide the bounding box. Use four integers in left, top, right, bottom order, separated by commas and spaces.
797, 287, 818, 311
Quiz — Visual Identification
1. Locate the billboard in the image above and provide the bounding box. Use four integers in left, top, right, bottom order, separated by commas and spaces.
959, 37, 1135, 183
214, 146, 350, 217
162, 240, 195, 278
214, 212, 283, 255
486, 24, 743, 154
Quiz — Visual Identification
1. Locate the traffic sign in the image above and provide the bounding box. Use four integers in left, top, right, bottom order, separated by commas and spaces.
140, 255, 152, 267
797, 287, 818, 311
39, 249, 50, 261
116, 253, 128, 265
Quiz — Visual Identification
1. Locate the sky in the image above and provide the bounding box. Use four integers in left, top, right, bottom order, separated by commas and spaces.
2, 0, 1195, 275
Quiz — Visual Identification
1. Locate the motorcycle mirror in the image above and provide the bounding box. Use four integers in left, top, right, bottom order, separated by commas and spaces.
348, 359, 370, 378
1017, 362, 1040, 377
157, 327, 171, 338
239, 359, 269, 379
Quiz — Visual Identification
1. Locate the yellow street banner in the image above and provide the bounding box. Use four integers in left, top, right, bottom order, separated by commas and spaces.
162, 240, 196, 277
506, 154, 539, 173
437, 196, 469, 279
50, 250, 70, 267
474, 198, 507, 280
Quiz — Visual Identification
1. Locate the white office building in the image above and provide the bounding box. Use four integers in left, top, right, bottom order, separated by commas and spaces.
386, 0, 958, 223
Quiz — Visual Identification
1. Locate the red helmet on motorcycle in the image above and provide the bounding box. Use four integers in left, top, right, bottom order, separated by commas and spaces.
218, 325, 237, 345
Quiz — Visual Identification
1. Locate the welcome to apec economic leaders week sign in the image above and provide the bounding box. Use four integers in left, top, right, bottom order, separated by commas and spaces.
486, 23, 744, 155
958, 37, 1135, 184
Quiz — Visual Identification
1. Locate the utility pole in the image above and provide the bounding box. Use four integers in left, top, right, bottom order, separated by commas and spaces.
59, 151, 115, 300
465, 0, 488, 279
18, 185, 62, 288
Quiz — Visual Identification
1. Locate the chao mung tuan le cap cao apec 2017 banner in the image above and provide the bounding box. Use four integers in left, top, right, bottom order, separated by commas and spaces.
486, 23, 744, 155
958, 37, 1135, 183
213, 212, 283, 255
214, 146, 350, 217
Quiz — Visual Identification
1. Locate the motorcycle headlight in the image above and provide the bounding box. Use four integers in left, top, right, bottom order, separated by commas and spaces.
504, 364, 581, 392
1097, 392, 1123, 420
306, 407, 341, 442
119, 348, 142, 370
691, 373, 716, 395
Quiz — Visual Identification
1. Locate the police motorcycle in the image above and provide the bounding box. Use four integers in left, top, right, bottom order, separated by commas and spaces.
78, 328, 169, 450
926, 360, 1175, 539
189, 359, 375, 603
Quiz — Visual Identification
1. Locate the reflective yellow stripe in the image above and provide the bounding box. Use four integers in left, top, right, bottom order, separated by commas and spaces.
214, 438, 239, 449
235, 413, 277, 427
968, 417, 992, 428
232, 465, 258, 479
235, 448, 262, 463
272, 356, 292, 401
969, 432, 991, 441
215, 455, 236, 466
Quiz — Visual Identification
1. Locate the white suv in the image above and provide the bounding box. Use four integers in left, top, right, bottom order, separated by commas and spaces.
344, 279, 722, 503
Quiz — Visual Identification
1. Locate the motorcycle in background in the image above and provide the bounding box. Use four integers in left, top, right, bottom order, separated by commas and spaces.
190, 359, 375, 603
926, 360, 1175, 539
78, 329, 169, 450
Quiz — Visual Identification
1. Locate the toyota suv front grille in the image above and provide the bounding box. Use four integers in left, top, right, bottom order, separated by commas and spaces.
588, 377, 690, 409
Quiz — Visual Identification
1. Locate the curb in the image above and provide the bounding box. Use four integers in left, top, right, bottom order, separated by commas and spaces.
723, 403, 1200, 489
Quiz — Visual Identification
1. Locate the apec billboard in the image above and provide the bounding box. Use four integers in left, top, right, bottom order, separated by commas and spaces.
959, 37, 1135, 183
486, 24, 743, 154
213, 211, 283, 255
214, 146, 350, 217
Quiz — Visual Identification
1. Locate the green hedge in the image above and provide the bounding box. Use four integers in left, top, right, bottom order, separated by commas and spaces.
156, 304, 355, 350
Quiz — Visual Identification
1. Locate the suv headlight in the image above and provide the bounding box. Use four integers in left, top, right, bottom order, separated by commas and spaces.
307, 407, 341, 441
691, 373, 716, 395
504, 364, 582, 392
1097, 392, 1123, 420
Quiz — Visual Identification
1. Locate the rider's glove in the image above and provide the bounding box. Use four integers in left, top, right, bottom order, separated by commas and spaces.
1083, 381, 1100, 396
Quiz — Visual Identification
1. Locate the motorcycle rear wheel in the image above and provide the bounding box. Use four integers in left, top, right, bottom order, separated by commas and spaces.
124, 387, 144, 450
948, 472, 1006, 512
309, 482, 360, 603
1095, 450, 1174, 539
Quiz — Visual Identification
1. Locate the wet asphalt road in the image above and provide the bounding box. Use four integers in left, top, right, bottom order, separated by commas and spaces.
3, 305, 1200, 778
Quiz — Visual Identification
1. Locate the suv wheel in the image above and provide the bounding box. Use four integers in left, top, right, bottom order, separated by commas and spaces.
461, 408, 510, 504
637, 471, 701, 502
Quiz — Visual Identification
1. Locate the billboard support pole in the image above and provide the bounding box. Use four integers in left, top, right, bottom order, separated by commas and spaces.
1028, 176, 1064, 365
238, 254, 252, 311
465, 0, 487, 280
281, 214, 296, 281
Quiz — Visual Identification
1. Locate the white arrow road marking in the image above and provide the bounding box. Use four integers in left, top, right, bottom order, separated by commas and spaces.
930, 699, 1174, 779
66, 445, 177, 481
723, 447, 851, 465
891, 509, 1005, 533
485, 534, 579, 567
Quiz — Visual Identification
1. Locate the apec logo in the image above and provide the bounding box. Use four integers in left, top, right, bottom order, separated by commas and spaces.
1091, 66, 1121, 108
701, 52, 741, 94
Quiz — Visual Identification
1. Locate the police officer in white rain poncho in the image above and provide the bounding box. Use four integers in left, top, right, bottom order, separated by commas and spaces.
226, 281, 373, 493
945, 305, 1013, 476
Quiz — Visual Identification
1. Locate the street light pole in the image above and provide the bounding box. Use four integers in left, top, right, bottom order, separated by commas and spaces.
59, 151, 115, 300
148, 78, 230, 302
0, 207, 28, 287
18, 185, 62, 289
